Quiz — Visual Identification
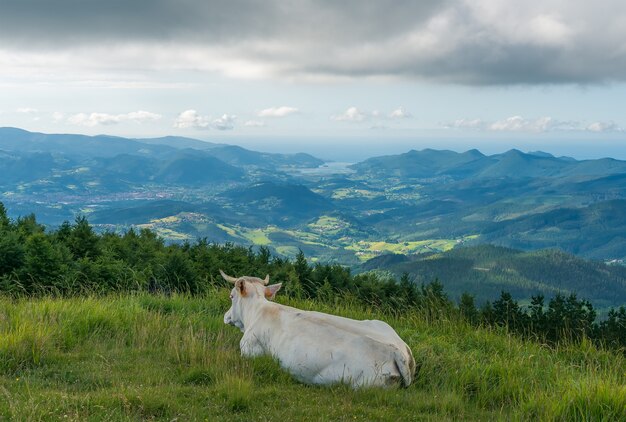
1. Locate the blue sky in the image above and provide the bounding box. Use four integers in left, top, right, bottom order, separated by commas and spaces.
1, 0, 625, 160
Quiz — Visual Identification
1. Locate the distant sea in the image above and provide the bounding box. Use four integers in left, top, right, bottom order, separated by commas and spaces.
283, 162, 355, 176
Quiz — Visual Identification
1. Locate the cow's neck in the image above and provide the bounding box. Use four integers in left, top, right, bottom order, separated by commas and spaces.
241, 297, 272, 331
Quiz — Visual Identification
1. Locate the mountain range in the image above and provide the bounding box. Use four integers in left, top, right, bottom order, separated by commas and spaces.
2, 127, 626, 305
352, 148, 626, 180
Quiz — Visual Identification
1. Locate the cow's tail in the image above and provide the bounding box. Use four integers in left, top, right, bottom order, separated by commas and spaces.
393, 344, 416, 387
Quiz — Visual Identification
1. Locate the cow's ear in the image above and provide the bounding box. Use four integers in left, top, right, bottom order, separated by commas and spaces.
264, 283, 282, 300
236, 279, 247, 296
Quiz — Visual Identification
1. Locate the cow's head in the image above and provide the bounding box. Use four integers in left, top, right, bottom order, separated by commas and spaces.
220, 269, 282, 331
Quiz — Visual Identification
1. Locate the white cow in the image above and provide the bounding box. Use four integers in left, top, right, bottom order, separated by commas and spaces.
221, 270, 416, 388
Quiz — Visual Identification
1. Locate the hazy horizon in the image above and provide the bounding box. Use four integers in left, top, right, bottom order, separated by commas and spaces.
4, 125, 625, 163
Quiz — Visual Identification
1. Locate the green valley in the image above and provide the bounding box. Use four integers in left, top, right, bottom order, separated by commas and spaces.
3, 128, 626, 307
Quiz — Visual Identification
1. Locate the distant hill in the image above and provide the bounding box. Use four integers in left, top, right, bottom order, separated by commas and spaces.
0, 127, 329, 195
221, 182, 333, 225
0, 127, 174, 158
0, 127, 324, 173
478, 199, 626, 260
204, 145, 324, 169
153, 152, 244, 185
360, 245, 626, 308
351, 148, 487, 179
352, 148, 626, 180
133, 136, 323, 169
132, 135, 218, 150
91, 154, 159, 183
0, 150, 71, 184
90, 200, 203, 225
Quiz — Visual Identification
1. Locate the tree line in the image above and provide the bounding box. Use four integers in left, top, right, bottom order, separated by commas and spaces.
0, 203, 625, 351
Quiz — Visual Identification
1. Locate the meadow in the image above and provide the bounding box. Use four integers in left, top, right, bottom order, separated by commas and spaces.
1, 291, 625, 421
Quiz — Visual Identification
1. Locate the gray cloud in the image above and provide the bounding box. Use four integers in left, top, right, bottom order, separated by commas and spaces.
1, 0, 626, 84
0, 1, 442, 46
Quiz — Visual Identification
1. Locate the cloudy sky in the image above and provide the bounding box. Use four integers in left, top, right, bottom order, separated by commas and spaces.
1, 0, 626, 159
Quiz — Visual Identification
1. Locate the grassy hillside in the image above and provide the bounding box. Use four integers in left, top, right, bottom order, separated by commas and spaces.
480, 199, 626, 260
362, 245, 626, 308
1, 293, 625, 421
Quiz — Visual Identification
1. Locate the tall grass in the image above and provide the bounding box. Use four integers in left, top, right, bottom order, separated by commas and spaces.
0, 291, 624, 420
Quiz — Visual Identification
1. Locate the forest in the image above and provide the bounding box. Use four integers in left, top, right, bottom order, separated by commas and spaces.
1, 202, 625, 351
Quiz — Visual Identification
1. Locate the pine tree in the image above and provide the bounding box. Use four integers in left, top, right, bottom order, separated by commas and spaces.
399, 272, 419, 306
459, 292, 479, 325
317, 277, 334, 302
68, 216, 100, 259
0, 202, 10, 228
294, 250, 312, 294
0, 230, 25, 277
21, 233, 66, 291
284, 268, 305, 299
492, 291, 526, 332
162, 247, 198, 293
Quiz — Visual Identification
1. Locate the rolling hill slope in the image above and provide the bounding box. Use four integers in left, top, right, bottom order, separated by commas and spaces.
361, 245, 626, 308
220, 182, 333, 225
478, 200, 626, 260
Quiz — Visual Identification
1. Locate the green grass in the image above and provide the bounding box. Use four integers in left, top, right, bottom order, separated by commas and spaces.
2, 292, 624, 420
307, 215, 351, 235
331, 188, 383, 200
346, 238, 462, 261
241, 229, 272, 246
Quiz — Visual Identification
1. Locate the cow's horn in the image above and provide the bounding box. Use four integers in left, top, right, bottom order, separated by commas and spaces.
219, 269, 239, 284
263, 274, 270, 285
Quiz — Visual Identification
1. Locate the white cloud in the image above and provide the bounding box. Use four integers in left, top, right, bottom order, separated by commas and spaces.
51, 112, 64, 122
174, 110, 236, 130
332, 106, 368, 122
586, 121, 622, 132
447, 118, 485, 129
445, 115, 617, 132
173, 109, 210, 129
488, 116, 555, 132
333, 106, 414, 123
68, 113, 117, 126
212, 114, 236, 130
257, 106, 299, 117
16, 107, 38, 113
68, 110, 162, 127
244, 120, 266, 127
125, 110, 162, 122
389, 107, 412, 119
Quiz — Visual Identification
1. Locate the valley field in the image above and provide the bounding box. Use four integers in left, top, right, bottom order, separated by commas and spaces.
1, 293, 625, 421
5, 128, 626, 267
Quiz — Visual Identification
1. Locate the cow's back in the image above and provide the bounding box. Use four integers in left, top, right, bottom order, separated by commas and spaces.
299, 310, 407, 348
263, 304, 414, 387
